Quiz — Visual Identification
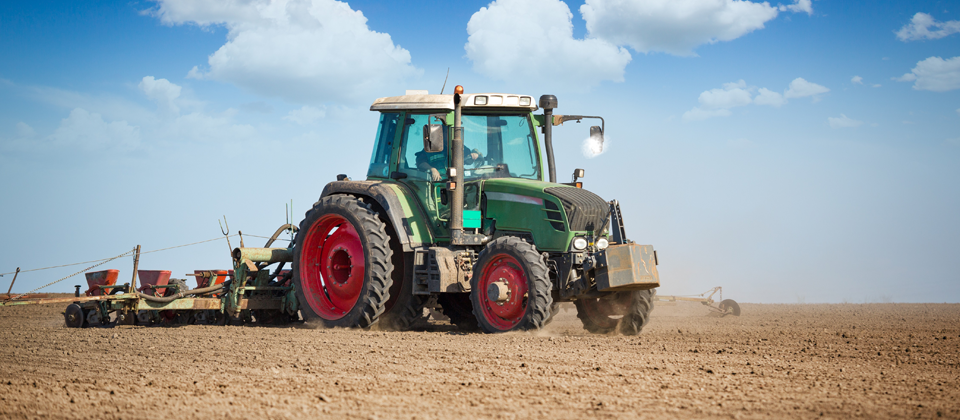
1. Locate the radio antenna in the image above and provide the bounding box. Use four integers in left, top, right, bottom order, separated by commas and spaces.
440, 68, 450, 94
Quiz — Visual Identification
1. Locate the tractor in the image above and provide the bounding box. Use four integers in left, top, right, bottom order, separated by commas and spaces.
292, 86, 660, 334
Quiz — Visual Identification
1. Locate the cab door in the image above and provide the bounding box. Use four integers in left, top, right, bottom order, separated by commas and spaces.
395, 113, 450, 240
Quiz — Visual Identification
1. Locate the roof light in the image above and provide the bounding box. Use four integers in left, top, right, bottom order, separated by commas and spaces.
519, 97, 531, 106
454, 85, 464, 95
474, 96, 487, 105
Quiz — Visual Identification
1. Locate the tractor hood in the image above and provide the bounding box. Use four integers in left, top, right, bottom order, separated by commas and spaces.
481, 179, 610, 247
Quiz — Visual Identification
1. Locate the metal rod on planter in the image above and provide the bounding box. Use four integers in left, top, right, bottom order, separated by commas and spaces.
6, 267, 19, 296
131, 245, 141, 294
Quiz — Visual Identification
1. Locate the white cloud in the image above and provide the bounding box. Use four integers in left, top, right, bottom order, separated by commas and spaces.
151, 0, 419, 104
851, 75, 863, 85
698, 80, 753, 109
778, 0, 812, 15
684, 77, 827, 120
784, 77, 830, 99
896, 56, 960, 92
896, 13, 960, 41
753, 87, 786, 107
872, 84, 881, 88
580, 0, 779, 56
956, 108, 960, 117
15, 122, 36, 138
139, 76, 182, 115
50, 108, 141, 151
2, 78, 266, 154
683, 80, 751, 121
828, 114, 863, 129
465, 0, 630, 86
284, 105, 326, 125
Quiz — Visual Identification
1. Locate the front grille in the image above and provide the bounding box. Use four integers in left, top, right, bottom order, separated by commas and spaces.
544, 187, 609, 233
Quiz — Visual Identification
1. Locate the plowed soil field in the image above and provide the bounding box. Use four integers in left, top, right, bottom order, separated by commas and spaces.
0, 297, 957, 419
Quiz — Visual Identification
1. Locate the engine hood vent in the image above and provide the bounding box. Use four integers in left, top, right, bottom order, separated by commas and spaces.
544, 187, 609, 233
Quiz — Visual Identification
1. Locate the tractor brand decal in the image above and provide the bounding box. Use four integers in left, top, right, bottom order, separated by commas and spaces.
486, 192, 543, 206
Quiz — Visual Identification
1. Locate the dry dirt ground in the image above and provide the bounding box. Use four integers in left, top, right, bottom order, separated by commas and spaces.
0, 296, 958, 419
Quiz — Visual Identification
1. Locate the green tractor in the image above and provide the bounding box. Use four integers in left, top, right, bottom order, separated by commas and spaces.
292, 86, 659, 334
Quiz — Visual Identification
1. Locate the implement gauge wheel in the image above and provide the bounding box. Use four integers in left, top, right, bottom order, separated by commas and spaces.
575, 289, 656, 335
719, 299, 741, 316
64, 304, 85, 328
469, 237, 553, 333
293, 194, 393, 329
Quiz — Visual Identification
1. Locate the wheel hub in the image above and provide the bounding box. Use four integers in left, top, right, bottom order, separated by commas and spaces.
487, 280, 510, 302
327, 247, 353, 285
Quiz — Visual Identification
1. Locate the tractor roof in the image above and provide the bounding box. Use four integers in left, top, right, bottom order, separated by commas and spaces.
370, 92, 538, 112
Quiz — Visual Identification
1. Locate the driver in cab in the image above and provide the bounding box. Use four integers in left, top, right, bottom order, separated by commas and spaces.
416, 147, 482, 182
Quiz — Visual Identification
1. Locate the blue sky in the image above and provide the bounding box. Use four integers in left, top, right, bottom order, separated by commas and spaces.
1, 0, 958, 303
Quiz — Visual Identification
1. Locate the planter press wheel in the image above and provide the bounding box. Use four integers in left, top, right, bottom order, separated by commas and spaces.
575, 289, 656, 335
64, 304, 85, 328
469, 237, 552, 333
293, 195, 393, 329
718, 299, 741, 316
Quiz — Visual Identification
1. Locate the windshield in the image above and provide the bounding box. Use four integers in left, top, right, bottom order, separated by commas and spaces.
461, 114, 540, 181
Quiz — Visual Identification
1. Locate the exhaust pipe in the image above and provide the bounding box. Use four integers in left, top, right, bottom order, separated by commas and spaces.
450, 85, 465, 245
539, 95, 558, 183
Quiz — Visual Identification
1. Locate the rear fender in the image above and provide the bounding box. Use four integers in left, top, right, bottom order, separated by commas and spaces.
320, 181, 433, 251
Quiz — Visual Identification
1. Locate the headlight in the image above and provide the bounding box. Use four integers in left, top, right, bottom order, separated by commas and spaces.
596, 238, 609, 250
573, 237, 588, 250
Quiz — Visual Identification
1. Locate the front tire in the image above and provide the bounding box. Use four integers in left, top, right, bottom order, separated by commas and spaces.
470, 237, 553, 333
575, 289, 656, 335
293, 195, 393, 329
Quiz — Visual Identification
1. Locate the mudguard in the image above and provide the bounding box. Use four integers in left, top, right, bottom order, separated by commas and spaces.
320, 181, 433, 251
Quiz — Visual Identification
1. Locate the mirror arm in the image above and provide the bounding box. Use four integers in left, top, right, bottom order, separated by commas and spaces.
553, 115, 604, 134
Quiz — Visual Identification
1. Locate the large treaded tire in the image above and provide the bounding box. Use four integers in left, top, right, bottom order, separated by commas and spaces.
618, 289, 655, 335
293, 194, 393, 329
575, 289, 656, 335
376, 229, 427, 331
470, 237, 553, 333
437, 293, 479, 331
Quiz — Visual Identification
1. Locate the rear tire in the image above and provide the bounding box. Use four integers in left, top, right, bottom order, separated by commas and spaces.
377, 235, 427, 331
470, 237, 553, 333
293, 195, 393, 329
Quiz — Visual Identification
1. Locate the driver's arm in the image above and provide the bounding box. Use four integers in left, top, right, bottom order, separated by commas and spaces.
416, 152, 442, 182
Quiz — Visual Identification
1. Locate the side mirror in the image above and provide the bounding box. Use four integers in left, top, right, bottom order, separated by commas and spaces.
423, 124, 444, 153
589, 126, 604, 152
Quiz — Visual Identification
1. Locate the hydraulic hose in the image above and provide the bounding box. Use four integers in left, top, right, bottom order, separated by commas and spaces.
136, 282, 227, 302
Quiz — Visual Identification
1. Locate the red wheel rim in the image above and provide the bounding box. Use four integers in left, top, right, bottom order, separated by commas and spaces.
477, 254, 529, 330
300, 214, 366, 320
